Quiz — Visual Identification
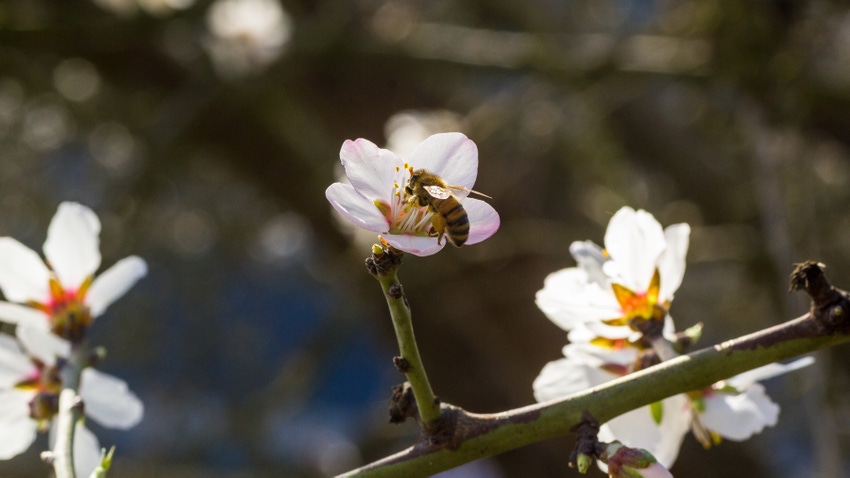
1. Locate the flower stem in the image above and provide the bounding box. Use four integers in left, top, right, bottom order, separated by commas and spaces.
52, 342, 88, 478
367, 245, 441, 427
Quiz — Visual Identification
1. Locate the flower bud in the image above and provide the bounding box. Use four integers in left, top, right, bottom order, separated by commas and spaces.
601, 441, 673, 478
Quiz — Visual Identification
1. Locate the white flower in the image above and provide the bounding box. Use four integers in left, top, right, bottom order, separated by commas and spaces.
205, 0, 293, 77
326, 132, 500, 256
536, 207, 689, 339
0, 202, 147, 341
0, 328, 142, 476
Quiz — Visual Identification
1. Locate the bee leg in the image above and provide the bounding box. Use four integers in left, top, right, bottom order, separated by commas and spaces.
429, 215, 447, 245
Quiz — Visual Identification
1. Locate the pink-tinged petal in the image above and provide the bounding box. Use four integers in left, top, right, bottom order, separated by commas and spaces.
326, 183, 390, 233
0, 334, 34, 387
0, 302, 49, 329
462, 198, 499, 245
87, 256, 147, 318
407, 133, 478, 193
80, 368, 143, 429
0, 389, 37, 459
72, 422, 102, 478
17, 326, 70, 366
604, 207, 665, 293
339, 138, 402, 201
381, 234, 445, 257
600, 394, 691, 468
700, 384, 778, 441
43, 202, 102, 290
0, 238, 51, 303
727, 357, 814, 390
657, 224, 690, 302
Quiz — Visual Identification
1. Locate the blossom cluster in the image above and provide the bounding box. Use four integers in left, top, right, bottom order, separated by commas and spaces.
532, 207, 813, 470
0, 202, 145, 476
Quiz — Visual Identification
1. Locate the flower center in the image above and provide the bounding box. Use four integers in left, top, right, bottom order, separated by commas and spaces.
606, 269, 667, 329
374, 164, 440, 238
31, 277, 94, 342
15, 359, 62, 429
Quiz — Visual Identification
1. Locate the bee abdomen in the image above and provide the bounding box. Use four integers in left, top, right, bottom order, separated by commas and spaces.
443, 202, 470, 246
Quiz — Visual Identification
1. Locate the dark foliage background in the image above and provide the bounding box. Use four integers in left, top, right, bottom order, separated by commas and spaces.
0, 0, 847, 476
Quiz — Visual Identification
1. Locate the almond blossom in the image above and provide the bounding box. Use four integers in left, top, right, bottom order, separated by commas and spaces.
326, 132, 500, 256
533, 206, 813, 468
535, 207, 689, 341
0, 202, 147, 341
0, 327, 142, 476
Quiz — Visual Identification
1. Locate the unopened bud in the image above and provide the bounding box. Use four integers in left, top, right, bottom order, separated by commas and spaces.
601, 441, 673, 478
574, 452, 593, 474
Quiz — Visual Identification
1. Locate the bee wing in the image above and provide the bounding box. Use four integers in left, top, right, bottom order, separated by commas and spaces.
423, 185, 453, 199
447, 185, 491, 199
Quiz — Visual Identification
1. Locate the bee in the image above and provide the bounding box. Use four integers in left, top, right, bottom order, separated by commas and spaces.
405, 169, 490, 247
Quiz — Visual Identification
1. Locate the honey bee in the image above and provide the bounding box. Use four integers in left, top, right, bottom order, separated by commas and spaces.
405, 169, 490, 247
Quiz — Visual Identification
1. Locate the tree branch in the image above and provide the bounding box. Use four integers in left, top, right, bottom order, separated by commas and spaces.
339, 262, 850, 477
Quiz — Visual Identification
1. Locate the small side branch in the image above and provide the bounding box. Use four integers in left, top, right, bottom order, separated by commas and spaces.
366, 245, 442, 428
52, 342, 89, 478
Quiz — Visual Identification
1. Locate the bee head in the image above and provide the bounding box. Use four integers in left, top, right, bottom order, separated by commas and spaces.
405, 171, 420, 195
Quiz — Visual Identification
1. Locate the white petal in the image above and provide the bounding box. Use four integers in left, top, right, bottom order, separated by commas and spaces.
86, 256, 147, 318
535, 268, 622, 331
569, 240, 610, 287
0, 335, 34, 387
727, 357, 815, 390
381, 234, 445, 257
17, 327, 70, 366
407, 133, 478, 193
533, 358, 600, 403
339, 138, 402, 201
600, 394, 691, 468
700, 384, 778, 441
73, 422, 102, 478
462, 199, 500, 245
657, 223, 690, 302
0, 238, 51, 303
0, 302, 50, 329
564, 342, 638, 367
43, 202, 102, 291
0, 389, 37, 459
80, 368, 143, 429
603, 207, 666, 292
326, 183, 390, 233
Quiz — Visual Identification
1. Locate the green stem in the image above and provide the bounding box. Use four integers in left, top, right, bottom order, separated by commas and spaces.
339, 312, 850, 477
376, 269, 441, 427
52, 342, 88, 478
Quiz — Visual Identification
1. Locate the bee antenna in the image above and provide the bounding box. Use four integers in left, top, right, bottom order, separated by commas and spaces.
467, 189, 492, 199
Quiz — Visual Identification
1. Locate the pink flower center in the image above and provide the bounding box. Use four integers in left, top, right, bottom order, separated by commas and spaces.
31, 277, 94, 342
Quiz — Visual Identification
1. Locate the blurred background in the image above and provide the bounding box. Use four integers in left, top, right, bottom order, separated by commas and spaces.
0, 0, 847, 476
